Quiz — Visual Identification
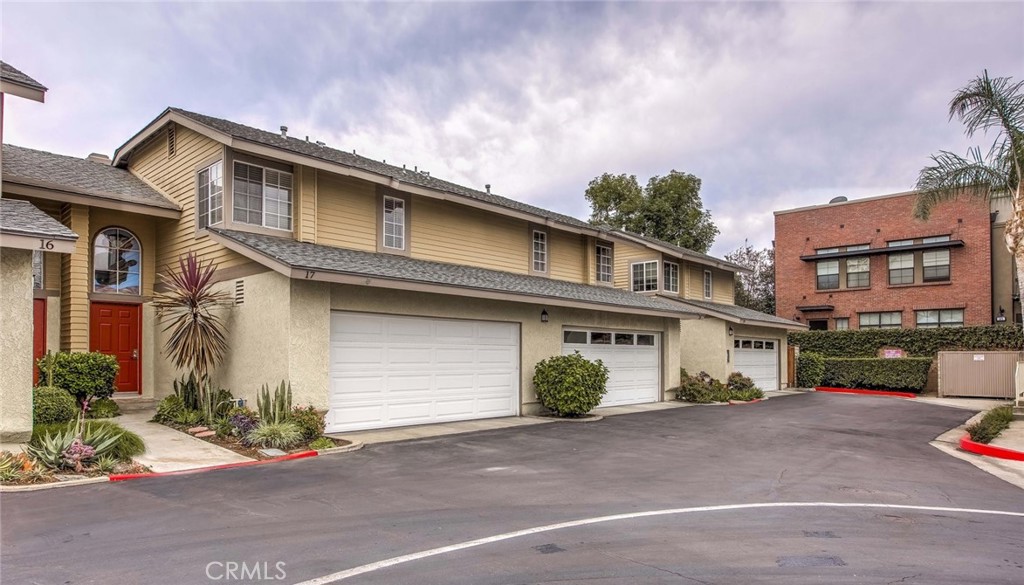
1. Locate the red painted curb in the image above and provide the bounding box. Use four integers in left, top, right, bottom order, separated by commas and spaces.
728, 398, 763, 405
109, 450, 318, 482
814, 387, 917, 399
959, 434, 1024, 462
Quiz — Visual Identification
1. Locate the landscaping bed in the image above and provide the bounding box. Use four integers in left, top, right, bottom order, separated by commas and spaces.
161, 420, 350, 460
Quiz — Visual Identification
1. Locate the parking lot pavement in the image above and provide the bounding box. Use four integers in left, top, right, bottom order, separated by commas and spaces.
2, 392, 1022, 585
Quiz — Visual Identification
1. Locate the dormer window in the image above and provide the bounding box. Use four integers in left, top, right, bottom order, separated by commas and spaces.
233, 161, 293, 230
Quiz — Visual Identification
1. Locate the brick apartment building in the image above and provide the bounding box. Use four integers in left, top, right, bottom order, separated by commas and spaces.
774, 190, 1018, 331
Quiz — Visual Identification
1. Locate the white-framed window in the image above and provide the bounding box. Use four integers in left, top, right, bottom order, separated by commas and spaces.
596, 244, 612, 283
816, 247, 839, 255
859, 311, 902, 329
703, 270, 713, 298
817, 260, 839, 289
923, 249, 950, 282
383, 196, 406, 250
834, 317, 849, 330
663, 261, 679, 293
923, 235, 951, 244
846, 257, 870, 288
632, 261, 658, 292
233, 161, 293, 230
916, 309, 964, 328
32, 250, 44, 290
846, 244, 869, 252
887, 239, 913, 247
889, 252, 914, 285
93, 227, 141, 295
532, 230, 548, 273
197, 161, 223, 229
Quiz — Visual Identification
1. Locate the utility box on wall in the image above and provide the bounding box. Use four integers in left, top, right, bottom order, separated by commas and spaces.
938, 351, 1023, 398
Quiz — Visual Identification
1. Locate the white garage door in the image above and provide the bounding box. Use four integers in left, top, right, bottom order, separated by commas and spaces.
733, 338, 779, 391
328, 312, 520, 433
562, 329, 661, 407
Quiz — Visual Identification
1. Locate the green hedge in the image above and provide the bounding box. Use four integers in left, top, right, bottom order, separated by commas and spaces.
788, 325, 1024, 358
795, 352, 825, 388
41, 352, 120, 402
820, 357, 933, 392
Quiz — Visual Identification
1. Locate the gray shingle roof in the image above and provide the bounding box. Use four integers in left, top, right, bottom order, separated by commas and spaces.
168, 108, 594, 231
670, 296, 805, 329
2, 144, 179, 211
0, 198, 77, 240
617, 229, 748, 273
0, 62, 47, 91
212, 228, 696, 315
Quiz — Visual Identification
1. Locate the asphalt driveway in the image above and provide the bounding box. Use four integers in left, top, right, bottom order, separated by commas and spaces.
2, 392, 1022, 584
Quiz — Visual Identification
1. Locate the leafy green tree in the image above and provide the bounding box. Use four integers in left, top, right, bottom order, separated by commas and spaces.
725, 241, 775, 315
585, 170, 719, 253
914, 71, 1023, 407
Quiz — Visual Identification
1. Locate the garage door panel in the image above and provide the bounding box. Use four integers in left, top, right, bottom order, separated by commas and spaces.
328, 313, 520, 433
563, 329, 660, 407
733, 340, 779, 391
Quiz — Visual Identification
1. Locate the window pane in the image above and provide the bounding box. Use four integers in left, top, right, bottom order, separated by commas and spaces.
704, 271, 712, 298
590, 332, 611, 344
834, 318, 849, 330
93, 228, 141, 295
887, 240, 913, 247
846, 244, 869, 251
734, 340, 740, 348
663, 262, 679, 292
816, 248, 839, 255
636, 334, 655, 346
741, 340, 752, 348
533, 231, 547, 272
563, 330, 587, 344
614, 333, 635, 345
847, 271, 869, 288
32, 250, 44, 289
817, 274, 839, 289
753, 341, 764, 349
847, 257, 869, 272
923, 235, 950, 243
765, 341, 775, 349
596, 245, 612, 283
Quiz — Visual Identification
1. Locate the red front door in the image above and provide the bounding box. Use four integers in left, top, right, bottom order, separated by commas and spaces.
90, 303, 141, 393
33, 298, 47, 384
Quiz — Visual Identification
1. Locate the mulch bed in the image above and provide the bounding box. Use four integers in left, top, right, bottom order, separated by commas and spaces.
160, 422, 351, 460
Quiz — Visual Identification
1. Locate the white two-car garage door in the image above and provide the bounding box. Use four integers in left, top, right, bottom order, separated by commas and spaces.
328, 313, 520, 433
732, 338, 779, 391
562, 329, 661, 407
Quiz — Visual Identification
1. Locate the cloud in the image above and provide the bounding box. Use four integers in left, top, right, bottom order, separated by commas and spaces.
3, 1, 1021, 259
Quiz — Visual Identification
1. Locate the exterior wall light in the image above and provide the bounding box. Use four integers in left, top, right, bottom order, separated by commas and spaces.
728, 326, 734, 336
541, 309, 549, 323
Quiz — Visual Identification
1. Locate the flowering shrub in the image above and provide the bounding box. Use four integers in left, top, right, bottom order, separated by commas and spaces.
228, 408, 260, 437
61, 439, 96, 473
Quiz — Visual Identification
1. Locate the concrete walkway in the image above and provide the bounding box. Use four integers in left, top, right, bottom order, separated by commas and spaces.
116, 412, 251, 473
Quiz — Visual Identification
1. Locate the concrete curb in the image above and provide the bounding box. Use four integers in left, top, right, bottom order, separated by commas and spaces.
109, 450, 318, 482
960, 434, 1024, 462
815, 387, 917, 399
315, 441, 365, 455
524, 414, 604, 423
0, 476, 109, 493
728, 398, 764, 405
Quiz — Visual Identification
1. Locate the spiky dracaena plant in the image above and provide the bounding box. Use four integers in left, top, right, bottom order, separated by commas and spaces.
153, 252, 231, 384
914, 71, 1023, 408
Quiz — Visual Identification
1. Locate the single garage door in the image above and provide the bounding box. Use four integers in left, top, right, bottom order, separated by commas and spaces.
328, 312, 520, 433
562, 329, 660, 407
733, 338, 779, 391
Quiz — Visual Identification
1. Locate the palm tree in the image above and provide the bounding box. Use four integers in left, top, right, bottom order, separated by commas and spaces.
914, 71, 1023, 408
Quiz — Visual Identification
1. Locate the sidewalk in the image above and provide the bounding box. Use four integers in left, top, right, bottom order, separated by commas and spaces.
116, 412, 251, 473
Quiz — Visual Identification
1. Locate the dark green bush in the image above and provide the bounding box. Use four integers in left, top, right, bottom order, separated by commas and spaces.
966, 406, 1014, 444
789, 325, 1024, 358
86, 397, 120, 419
308, 437, 335, 450
675, 370, 729, 403
795, 352, 825, 388
290, 406, 326, 441
32, 386, 78, 424
152, 395, 186, 423
31, 421, 145, 461
43, 352, 120, 402
820, 357, 932, 392
533, 351, 609, 416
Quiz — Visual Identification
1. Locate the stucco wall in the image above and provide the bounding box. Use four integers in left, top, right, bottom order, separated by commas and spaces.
1, 249, 35, 442
680, 318, 790, 389
329, 284, 681, 414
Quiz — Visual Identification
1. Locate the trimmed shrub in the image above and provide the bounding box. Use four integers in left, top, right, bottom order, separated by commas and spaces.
86, 397, 121, 419
727, 373, 764, 401
795, 352, 825, 388
533, 351, 610, 417
308, 437, 335, 450
290, 406, 326, 441
675, 370, 729, 403
820, 357, 932, 392
244, 421, 303, 449
44, 352, 119, 402
788, 325, 1024, 358
966, 406, 1014, 444
32, 386, 78, 424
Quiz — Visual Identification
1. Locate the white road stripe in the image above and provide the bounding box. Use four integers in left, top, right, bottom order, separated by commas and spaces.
293, 501, 1024, 584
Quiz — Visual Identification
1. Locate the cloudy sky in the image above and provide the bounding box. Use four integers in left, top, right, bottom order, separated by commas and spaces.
3, 1, 1021, 256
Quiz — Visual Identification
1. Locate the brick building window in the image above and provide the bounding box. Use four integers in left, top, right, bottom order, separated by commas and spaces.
888, 253, 914, 285
846, 257, 870, 288
816, 260, 839, 289
916, 309, 963, 328
860, 311, 901, 329
834, 317, 849, 330
922, 249, 950, 282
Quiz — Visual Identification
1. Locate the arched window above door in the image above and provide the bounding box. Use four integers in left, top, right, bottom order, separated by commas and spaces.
93, 227, 141, 295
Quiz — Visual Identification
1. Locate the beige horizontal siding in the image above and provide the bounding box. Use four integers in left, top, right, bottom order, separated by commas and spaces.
129, 124, 250, 274
548, 230, 586, 282
684, 263, 735, 304
614, 241, 659, 290
411, 197, 529, 274
315, 173, 376, 251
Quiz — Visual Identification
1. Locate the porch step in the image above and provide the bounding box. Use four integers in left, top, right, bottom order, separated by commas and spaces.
111, 397, 159, 415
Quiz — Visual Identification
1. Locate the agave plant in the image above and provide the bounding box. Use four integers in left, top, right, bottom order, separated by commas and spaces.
25, 428, 76, 470
153, 252, 231, 383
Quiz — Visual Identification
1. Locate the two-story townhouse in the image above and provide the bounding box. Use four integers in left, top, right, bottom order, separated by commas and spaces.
3, 102, 800, 438
775, 191, 998, 331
